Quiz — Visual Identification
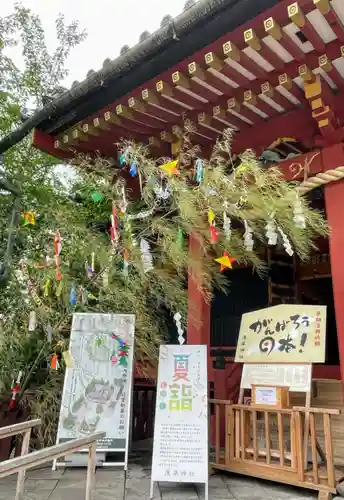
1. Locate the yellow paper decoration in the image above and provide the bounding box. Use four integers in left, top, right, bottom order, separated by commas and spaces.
208, 209, 215, 224
22, 212, 35, 225
215, 253, 236, 272
160, 160, 179, 176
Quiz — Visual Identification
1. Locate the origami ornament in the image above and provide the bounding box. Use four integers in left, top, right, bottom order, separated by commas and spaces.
50, 354, 59, 370
91, 191, 104, 202
110, 203, 119, 245
215, 252, 236, 272
160, 160, 179, 176
140, 238, 153, 273
177, 227, 184, 248
223, 211, 231, 240
69, 284, 77, 306
129, 162, 137, 177
265, 216, 278, 245
22, 212, 35, 226
278, 227, 294, 256
293, 195, 306, 229
244, 221, 254, 252
174, 312, 185, 345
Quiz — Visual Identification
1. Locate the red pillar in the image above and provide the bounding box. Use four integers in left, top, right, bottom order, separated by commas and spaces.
323, 144, 344, 391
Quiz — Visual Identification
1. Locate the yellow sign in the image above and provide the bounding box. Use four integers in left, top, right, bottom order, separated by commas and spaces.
235, 304, 326, 364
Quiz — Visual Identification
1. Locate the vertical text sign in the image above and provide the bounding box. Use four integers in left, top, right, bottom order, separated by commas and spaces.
151, 345, 208, 484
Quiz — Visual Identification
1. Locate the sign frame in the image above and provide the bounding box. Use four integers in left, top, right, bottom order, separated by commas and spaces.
53, 312, 135, 470
150, 344, 209, 500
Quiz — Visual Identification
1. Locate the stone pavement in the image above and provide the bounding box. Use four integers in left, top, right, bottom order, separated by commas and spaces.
0, 449, 318, 500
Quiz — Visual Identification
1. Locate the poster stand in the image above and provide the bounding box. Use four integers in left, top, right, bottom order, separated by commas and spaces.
149, 344, 209, 500
52, 312, 135, 498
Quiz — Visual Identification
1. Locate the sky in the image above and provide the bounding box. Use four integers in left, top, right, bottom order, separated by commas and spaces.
3, 0, 188, 86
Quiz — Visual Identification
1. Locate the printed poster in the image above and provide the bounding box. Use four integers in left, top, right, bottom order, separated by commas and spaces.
241, 364, 312, 392
57, 313, 135, 450
151, 345, 208, 484
235, 304, 326, 363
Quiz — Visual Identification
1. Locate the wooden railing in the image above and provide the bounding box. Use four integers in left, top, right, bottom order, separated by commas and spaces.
210, 401, 343, 499
0, 420, 104, 500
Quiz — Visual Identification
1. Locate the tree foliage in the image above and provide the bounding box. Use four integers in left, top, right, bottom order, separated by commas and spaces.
0, 6, 327, 447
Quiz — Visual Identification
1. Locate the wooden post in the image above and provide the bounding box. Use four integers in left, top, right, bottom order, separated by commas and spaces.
86, 442, 97, 500
15, 429, 31, 500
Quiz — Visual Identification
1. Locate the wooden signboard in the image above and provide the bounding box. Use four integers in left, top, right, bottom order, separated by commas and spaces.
150, 345, 208, 500
235, 304, 326, 363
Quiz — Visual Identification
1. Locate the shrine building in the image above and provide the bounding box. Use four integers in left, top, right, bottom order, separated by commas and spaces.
2, 0, 344, 462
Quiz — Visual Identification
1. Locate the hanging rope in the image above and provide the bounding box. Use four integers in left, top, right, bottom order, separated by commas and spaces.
297, 166, 344, 196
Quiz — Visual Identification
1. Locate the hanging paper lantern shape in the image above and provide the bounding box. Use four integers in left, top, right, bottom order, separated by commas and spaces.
140, 238, 153, 273
265, 216, 278, 245
195, 158, 204, 184
293, 196, 306, 229
123, 248, 129, 276
69, 284, 77, 306
160, 160, 179, 176
244, 221, 254, 251
223, 211, 231, 241
215, 252, 236, 272
54, 231, 62, 280
129, 162, 137, 177
22, 212, 35, 226
91, 191, 104, 202
278, 227, 294, 256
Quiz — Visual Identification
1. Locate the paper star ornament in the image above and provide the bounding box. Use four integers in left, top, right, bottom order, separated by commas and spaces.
215, 252, 236, 272
160, 160, 179, 176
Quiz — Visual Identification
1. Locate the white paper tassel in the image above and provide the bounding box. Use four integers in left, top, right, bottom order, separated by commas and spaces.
265, 216, 278, 246
293, 196, 306, 229
223, 211, 231, 240
174, 312, 185, 345
278, 227, 294, 256
140, 238, 153, 273
244, 221, 254, 251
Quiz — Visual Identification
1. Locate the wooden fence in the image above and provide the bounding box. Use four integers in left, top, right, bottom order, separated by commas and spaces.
132, 386, 156, 442
0, 419, 104, 500
210, 400, 343, 500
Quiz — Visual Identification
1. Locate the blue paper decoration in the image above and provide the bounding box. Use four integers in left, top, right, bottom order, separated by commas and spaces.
130, 162, 137, 177
119, 154, 126, 166
69, 285, 77, 306
195, 158, 203, 184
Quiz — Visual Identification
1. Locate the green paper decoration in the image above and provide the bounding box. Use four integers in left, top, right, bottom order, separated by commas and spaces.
91, 191, 104, 202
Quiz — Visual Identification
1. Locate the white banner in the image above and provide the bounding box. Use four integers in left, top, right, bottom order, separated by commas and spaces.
151, 345, 208, 487
57, 313, 135, 452
241, 363, 312, 393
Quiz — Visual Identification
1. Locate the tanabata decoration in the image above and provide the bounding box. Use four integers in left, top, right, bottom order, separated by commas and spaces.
62, 350, 74, 368
160, 160, 179, 176
9, 371, 23, 409
111, 332, 129, 366
110, 203, 119, 246
173, 312, 185, 345
208, 208, 217, 243
177, 227, 184, 248
43, 279, 51, 297
278, 227, 294, 256
140, 238, 153, 273
119, 153, 126, 167
50, 354, 59, 370
293, 195, 306, 229
123, 248, 129, 276
28, 311, 36, 331
129, 162, 137, 177
46, 324, 52, 343
266, 216, 278, 245
69, 284, 77, 306
54, 231, 62, 280
195, 158, 204, 184
215, 252, 236, 272
223, 211, 231, 240
91, 191, 104, 202
22, 211, 35, 226
244, 221, 254, 251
